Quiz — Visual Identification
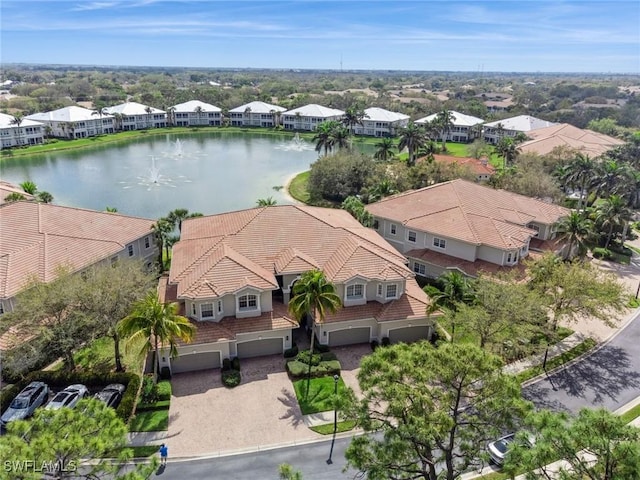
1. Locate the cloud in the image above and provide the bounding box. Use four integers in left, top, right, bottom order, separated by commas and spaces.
70, 1, 119, 11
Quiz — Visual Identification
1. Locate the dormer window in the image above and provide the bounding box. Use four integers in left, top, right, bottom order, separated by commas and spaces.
386, 284, 398, 299
201, 303, 214, 319
238, 294, 258, 312
346, 284, 364, 300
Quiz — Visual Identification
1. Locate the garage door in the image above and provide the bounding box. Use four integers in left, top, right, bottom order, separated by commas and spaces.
171, 351, 221, 374
328, 327, 370, 347
389, 326, 431, 344
236, 338, 283, 358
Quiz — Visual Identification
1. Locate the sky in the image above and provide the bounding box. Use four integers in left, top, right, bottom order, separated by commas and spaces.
1, 0, 639, 73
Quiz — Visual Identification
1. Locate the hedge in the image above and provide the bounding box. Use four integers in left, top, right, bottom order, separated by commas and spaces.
156, 380, 172, 401
286, 359, 341, 379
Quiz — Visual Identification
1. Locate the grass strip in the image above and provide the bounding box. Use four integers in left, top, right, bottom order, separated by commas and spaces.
288, 171, 311, 203
619, 403, 640, 424
129, 409, 169, 432
516, 338, 597, 384
136, 400, 171, 412
310, 420, 357, 435
292, 376, 348, 415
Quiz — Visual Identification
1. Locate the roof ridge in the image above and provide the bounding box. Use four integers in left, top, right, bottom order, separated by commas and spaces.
451, 182, 481, 245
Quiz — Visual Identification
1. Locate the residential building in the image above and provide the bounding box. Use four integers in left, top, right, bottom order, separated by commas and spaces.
518, 123, 625, 157
416, 111, 484, 143
161, 205, 434, 373
282, 104, 345, 132
366, 179, 570, 279
0, 113, 44, 149
170, 100, 222, 127
483, 115, 556, 145
0, 202, 158, 316
228, 101, 286, 127
26, 106, 114, 139
418, 154, 495, 182
353, 107, 409, 137
104, 102, 166, 131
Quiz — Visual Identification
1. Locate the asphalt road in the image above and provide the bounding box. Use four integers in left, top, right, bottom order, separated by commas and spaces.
154, 309, 640, 480
523, 308, 640, 413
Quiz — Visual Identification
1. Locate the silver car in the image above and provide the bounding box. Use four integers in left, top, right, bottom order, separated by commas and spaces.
487, 432, 535, 466
1, 381, 50, 427
45, 384, 89, 411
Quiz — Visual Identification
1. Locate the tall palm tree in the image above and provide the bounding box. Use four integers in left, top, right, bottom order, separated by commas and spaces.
329, 124, 351, 150
144, 106, 154, 129
556, 211, 593, 259
194, 106, 205, 126
166, 106, 176, 127
398, 122, 427, 167
342, 105, 367, 135
558, 153, 598, 210
151, 218, 173, 269
91, 107, 108, 135
594, 159, 633, 199
495, 137, 521, 169
418, 140, 439, 162
112, 113, 124, 131
10, 114, 24, 146
288, 269, 341, 398
368, 179, 397, 202
118, 292, 196, 382
435, 109, 454, 152
313, 121, 337, 156
595, 195, 633, 248
256, 197, 277, 206
166, 208, 190, 233
374, 137, 395, 162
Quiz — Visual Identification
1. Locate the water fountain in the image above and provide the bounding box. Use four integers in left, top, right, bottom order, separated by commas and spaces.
149, 156, 161, 184
174, 139, 184, 156
275, 132, 314, 152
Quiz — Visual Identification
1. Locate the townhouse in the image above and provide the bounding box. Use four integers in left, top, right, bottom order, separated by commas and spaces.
228, 101, 286, 127
170, 100, 222, 127
483, 115, 556, 145
281, 104, 345, 132
353, 107, 409, 137
0, 113, 44, 149
104, 102, 166, 131
26, 106, 114, 139
416, 111, 484, 143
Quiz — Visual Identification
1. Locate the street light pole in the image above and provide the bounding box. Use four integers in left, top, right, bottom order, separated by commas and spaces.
326, 374, 340, 465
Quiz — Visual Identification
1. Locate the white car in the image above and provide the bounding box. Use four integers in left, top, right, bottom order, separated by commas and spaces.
487, 432, 535, 466
45, 384, 89, 411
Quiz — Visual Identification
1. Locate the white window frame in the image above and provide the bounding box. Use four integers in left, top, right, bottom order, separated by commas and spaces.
433, 237, 446, 249
191, 303, 196, 316
407, 230, 417, 243
217, 300, 223, 314
390, 223, 397, 235
385, 284, 399, 300
144, 236, 151, 249
413, 262, 426, 275
377, 283, 383, 297
201, 303, 214, 319
237, 293, 259, 312
346, 283, 364, 300
127, 244, 134, 257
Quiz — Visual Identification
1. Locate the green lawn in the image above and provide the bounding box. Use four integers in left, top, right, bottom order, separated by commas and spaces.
293, 376, 348, 415
71, 336, 142, 374
129, 409, 169, 432
515, 338, 597, 384
310, 420, 357, 435
288, 171, 311, 203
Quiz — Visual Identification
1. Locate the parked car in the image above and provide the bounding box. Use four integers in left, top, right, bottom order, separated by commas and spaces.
45, 384, 88, 411
0, 381, 49, 428
94, 384, 125, 409
487, 432, 535, 466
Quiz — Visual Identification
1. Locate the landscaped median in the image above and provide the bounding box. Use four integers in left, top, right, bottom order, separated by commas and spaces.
129, 378, 171, 432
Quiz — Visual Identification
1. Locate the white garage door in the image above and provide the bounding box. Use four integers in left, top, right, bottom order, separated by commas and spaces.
236, 338, 283, 358
328, 327, 370, 347
389, 326, 431, 344
171, 351, 221, 374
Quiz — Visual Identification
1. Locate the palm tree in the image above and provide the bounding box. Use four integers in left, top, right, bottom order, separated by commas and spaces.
558, 153, 598, 210
313, 121, 337, 156
374, 137, 395, 162
398, 122, 427, 167
20, 181, 38, 195
112, 113, 124, 131
118, 292, 196, 382
495, 137, 521, 169
594, 159, 633, 199
243, 106, 252, 126
288, 269, 341, 398
36, 191, 54, 204
166, 106, 176, 127
556, 211, 593, 259
151, 218, 173, 269
435, 109, 454, 152
417, 140, 439, 162
194, 106, 205, 126
4, 192, 26, 202
44, 125, 53, 140
91, 107, 108, 135
9, 114, 24, 146
595, 195, 633, 248
166, 208, 190, 233
256, 197, 277, 206
329, 124, 351, 150
144, 106, 154, 129
426, 271, 475, 341
368, 179, 397, 202
342, 105, 367, 135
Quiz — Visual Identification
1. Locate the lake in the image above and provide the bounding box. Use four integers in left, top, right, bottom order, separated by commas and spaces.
0, 132, 321, 220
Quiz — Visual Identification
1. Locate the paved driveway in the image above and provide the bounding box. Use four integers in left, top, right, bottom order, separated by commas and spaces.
167, 344, 371, 458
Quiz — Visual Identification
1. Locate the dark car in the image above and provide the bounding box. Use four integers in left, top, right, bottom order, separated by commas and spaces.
1, 381, 49, 428
94, 384, 126, 409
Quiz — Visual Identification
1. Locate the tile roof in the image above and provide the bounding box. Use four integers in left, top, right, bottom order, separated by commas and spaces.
26, 106, 107, 123
283, 104, 345, 118
0, 182, 36, 204
0, 202, 155, 299
171, 100, 221, 112
229, 101, 286, 114
365, 179, 569, 250
416, 110, 484, 126
519, 123, 624, 157
0, 113, 43, 128
169, 205, 412, 301
418, 154, 495, 176
104, 102, 165, 115
484, 115, 555, 131
363, 107, 409, 122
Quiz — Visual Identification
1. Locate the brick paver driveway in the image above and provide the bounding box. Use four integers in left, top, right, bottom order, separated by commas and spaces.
166, 344, 371, 458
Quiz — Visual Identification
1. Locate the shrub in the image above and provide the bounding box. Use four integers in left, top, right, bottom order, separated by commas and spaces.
117, 374, 141, 423
284, 345, 299, 358
222, 358, 232, 371
231, 357, 240, 371
221, 370, 241, 388
593, 247, 613, 260
286, 360, 342, 379
370, 340, 379, 351
296, 350, 322, 366
156, 380, 172, 401
140, 375, 158, 404
381, 337, 391, 347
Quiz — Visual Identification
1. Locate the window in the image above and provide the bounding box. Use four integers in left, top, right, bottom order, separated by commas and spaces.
377, 284, 383, 297
413, 262, 426, 275
217, 300, 223, 314
408, 231, 417, 243
238, 294, 258, 311
386, 284, 398, 299
191, 304, 196, 316
201, 303, 214, 319
527, 223, 540, 237
506, 251, 518, 264
390, 224, 397, 235
144, 236, 150, 249
346, 284, 364, 300
127, 245, 134, 257
373, 220, 379, 230
0, 303, 4, 315
433, 237, 446, 249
